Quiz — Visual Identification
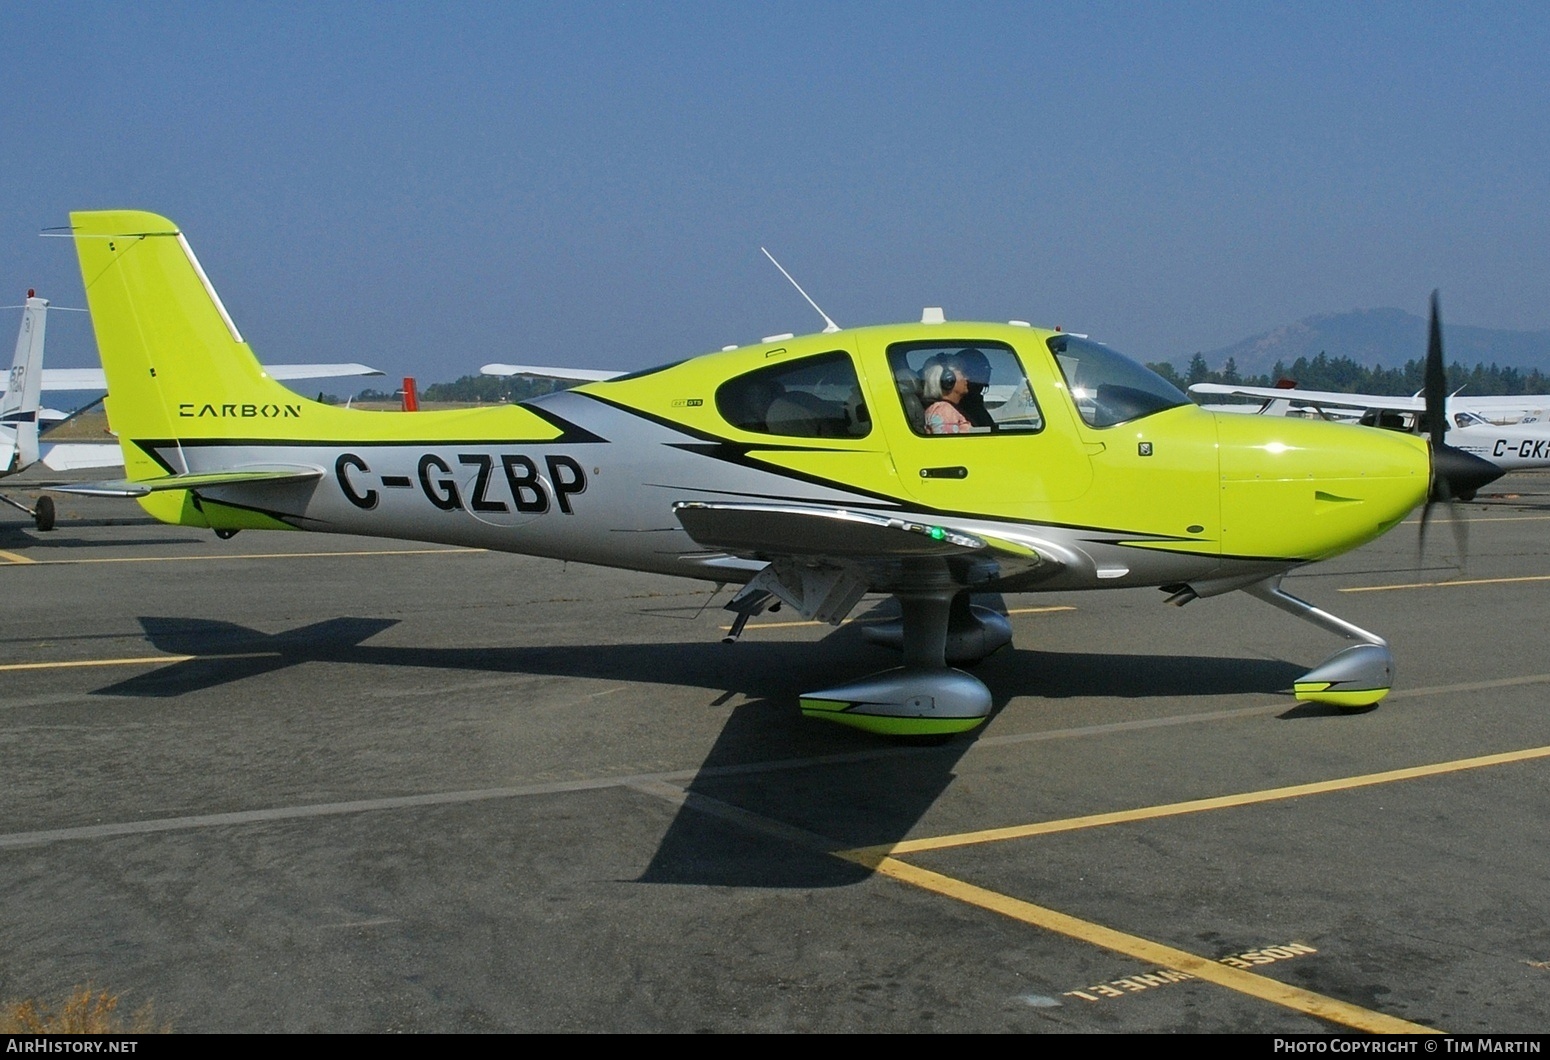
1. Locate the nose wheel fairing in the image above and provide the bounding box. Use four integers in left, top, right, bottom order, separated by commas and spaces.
1290, 643, 1394, 707
1242, 577, 1394, 708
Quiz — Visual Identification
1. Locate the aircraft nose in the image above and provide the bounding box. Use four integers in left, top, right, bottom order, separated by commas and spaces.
1216, 414, 1429, 561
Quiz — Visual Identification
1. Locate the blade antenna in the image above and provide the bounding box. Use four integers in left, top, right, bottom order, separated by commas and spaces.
760, 248, 840, 333
693, 582, 727, 620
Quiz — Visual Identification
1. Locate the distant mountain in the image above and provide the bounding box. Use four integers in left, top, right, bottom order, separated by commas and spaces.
1187, 309, 1550, 376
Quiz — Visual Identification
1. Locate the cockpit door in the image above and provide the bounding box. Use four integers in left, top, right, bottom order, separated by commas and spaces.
863, 334, 1094, 519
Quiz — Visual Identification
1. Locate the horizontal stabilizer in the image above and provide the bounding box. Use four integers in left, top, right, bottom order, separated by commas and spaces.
0, 363, 385, 394
50, 464, 323, 498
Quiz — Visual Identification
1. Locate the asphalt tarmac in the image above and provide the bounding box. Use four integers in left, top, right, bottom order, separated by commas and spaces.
2, 468, 1548, 1033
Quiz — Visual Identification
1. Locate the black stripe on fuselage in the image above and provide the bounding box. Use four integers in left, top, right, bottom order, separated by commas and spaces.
131, 394, 1305, 564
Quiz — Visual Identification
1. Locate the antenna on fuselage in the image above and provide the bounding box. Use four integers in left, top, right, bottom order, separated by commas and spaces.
760, 247, 840, 333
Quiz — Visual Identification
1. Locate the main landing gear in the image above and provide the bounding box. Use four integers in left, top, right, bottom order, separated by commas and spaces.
801, 590, 1003, 737
722, 578, 1003, 738
1, 493, 54, 532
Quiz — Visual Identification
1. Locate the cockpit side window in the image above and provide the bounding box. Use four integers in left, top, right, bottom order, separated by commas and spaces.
885, 341, 1044, 437
714, 350, 869, 438
1048, 334, 1189, 428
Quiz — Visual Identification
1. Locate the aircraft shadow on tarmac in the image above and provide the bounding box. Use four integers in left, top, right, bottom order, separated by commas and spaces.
0, 528, 206, 549
97, 613, 1306, 889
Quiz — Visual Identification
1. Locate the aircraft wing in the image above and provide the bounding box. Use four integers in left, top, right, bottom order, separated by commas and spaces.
481, 363, 624, 382
2, 363, 383, 394
39, 443, 123, 472
1189, 383, 1423, 412
1191, 384, 1550, 423
1448, 395, 1550, 414
35, 368, 109, 392
673, 501, 1054, 593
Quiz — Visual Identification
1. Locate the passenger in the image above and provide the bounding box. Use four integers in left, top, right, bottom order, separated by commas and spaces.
922, 361, 974, 435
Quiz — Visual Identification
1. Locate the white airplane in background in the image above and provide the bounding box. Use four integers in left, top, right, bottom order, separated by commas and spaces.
1190, 381, 1550, 491
1191, 381, 1550, 424
1, 291, 384, 530
481, 363, 625, 382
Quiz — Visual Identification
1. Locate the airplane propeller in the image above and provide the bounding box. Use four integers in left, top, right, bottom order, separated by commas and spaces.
1419, 291, 1502, 563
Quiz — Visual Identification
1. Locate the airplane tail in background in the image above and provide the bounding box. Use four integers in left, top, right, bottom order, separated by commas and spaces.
0, 293, 48, 472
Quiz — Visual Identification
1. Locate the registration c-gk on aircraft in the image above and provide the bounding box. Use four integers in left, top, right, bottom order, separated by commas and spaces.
56, 211, 1502, 737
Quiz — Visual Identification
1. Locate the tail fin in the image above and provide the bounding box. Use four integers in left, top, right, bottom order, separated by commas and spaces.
0, 293, 47, 471
68, 210, 566, 530
70, 211, 312, 481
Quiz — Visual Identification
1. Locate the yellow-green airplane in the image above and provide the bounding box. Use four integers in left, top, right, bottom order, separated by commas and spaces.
53, 210, 1501, 737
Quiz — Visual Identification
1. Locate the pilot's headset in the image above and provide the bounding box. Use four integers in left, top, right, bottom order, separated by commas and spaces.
924, 361, 958, 399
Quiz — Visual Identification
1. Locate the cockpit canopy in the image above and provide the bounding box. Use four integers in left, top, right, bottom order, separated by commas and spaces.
1047, 334, 1190, 428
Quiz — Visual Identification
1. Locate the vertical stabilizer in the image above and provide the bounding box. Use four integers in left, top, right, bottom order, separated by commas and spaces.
0, 294, 47, 471
70, 210, 312, 481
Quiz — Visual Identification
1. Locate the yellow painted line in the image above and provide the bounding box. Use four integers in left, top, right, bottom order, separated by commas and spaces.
851, 744, 1550, 858
0, 654, 192, 672
633, 777, 1434, 1031
832, 748, 1550, 1032
0, 549, 35, 564
845, 855, 1437, 1035
723, 605, 1075, 632
1401, 513, 1550, 525
0, 652, 280, 673
1342, 573, 1550, 592
3, 547, 484, 567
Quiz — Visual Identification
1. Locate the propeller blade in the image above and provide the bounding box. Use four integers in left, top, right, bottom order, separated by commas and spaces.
1419, 289, 1488, 570
1424, 290, 1447, 453
1451, 499, 1469, 567
1417, 494, 1432, 564
1416, 291, 1497, 569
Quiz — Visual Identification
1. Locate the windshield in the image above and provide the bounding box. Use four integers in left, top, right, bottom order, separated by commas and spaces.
1047, 334, 1190, 428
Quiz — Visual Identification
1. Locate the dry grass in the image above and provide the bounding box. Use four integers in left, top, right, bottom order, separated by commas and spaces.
0, 985, 169, 1034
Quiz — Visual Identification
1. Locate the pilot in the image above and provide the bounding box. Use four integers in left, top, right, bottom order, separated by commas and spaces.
949, 348, 996, 430
922, 361, 974, 434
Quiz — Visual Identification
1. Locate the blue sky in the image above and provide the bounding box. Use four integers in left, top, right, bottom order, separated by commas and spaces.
4, 2, 1549, 383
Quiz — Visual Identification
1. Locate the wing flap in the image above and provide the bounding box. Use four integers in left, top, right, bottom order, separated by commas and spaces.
674, 501, 986, 558
673, 501, 1051, 592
